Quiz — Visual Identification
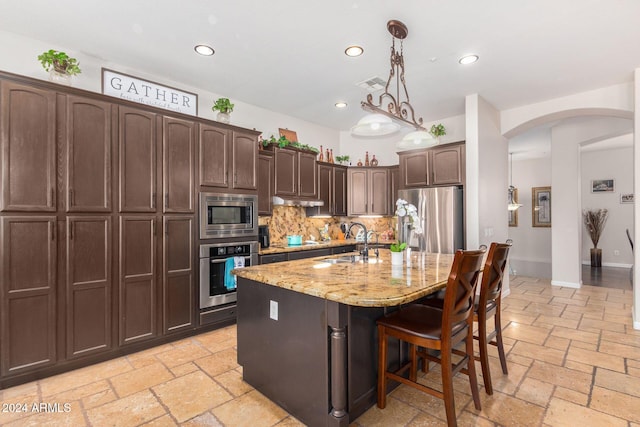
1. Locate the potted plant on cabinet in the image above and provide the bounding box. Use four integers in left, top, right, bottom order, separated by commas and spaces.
212, 97, 234, 123
37, 49, 81, 85
583, 209, 609, 267
429, 123, 446, 143
335, 155, 350, 165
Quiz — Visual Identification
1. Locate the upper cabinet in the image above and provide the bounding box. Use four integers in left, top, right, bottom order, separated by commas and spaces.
316, 162, 347, 216
163, 116, 195, 213
0, 81, 57, 212
258, 152, 274, 215
272, 146, 317, 198
347, 167, 389, 216
198, 125, 258, 192
65, 95, 113, 213
118, 106, 159, 213
398, 142, 465, 189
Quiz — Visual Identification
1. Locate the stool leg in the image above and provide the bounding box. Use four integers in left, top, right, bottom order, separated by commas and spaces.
495, 307, 508, 375
409, 343, 417, 382
466, 322, 482, 411
477, 312, 493, 395
377, 325, 387, 409
440, 345, 457, 427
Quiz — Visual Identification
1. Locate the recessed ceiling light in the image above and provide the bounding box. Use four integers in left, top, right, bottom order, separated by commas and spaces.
194, 44, 215, 56
459, 54, 479, 65
335, 102, 347, 108
344, 45, 364, 57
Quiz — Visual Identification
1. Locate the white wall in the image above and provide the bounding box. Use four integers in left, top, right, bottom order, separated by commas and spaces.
508, 157, 552, 278
580, 147, 634, 267
0, 30, 341, 154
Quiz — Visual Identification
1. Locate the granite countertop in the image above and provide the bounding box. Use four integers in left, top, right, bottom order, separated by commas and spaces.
260, 238, 395, 255
233, 249, 455, 307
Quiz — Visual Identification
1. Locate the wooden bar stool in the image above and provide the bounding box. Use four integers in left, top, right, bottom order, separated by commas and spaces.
419, 241, 512, 395
376, 249, 485, 427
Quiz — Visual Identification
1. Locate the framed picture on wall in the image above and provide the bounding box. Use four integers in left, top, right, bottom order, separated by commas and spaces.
508, 188, 518, 227
591, 179, 615, 193
532, 186, 551, 227
620, 193, 634, 204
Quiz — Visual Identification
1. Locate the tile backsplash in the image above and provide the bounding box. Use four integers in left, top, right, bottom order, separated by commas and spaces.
259, 206, 396, 244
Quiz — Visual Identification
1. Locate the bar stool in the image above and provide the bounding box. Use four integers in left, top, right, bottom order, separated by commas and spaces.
420, 241, 512, 395
376, 249, 485, 427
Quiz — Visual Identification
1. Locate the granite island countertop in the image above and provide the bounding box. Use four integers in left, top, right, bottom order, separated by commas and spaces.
233, 249, 455, 307
259, 238, 396, 255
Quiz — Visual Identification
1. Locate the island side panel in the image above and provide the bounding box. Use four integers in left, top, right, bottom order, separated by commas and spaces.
237, 277, 330, 426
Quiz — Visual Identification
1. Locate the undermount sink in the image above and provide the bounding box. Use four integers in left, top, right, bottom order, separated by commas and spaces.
321, 255, 362, 264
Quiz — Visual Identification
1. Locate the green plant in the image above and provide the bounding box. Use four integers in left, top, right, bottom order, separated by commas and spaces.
389, 241, 407, 252
335, 155, 350, 164
212, 98, 234, 114
37, 49, 81, 75
429, 123, 446, 137
261, 135, 319, 154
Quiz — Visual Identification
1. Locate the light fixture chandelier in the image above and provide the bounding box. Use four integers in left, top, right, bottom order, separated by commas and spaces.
508, 153, 523, 211
352, 20, 426, 136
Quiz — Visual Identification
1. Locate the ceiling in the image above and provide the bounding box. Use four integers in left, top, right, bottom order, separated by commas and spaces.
1, 0, 639, 133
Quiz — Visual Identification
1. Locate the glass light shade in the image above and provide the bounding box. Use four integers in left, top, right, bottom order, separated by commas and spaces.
396, 130, 437, 151
351, 114, 400, 136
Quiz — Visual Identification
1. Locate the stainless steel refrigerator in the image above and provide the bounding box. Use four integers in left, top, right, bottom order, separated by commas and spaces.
397, 186, 464, 253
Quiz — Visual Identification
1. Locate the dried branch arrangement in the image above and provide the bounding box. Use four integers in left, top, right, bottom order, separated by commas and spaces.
583, 209, 609, 248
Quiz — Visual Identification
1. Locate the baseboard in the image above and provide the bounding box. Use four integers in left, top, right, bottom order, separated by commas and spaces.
551, 280, 581, 289
581, 261, 632, 268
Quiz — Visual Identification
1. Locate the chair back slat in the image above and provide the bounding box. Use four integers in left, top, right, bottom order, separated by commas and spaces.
478, 242, 512, 308
441, 249, 485, 339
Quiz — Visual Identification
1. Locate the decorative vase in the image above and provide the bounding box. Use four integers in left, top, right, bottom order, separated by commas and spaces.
217, 112, 230, 123
590, 248, 602, 268
48, 69, 71, 86
391, 251, 403, 266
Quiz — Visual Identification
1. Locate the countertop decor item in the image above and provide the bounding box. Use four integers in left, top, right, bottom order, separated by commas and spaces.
212, 97, 234, 123
583, 209, 608, 267
389, 241, 407, 265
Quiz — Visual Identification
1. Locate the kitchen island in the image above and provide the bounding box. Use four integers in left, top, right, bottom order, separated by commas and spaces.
233, 250, 454, 426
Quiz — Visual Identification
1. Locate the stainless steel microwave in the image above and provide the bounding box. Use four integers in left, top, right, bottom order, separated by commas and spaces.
199, 193, 258, 239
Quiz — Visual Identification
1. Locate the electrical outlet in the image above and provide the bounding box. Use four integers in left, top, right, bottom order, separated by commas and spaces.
614, 250, 620, 256
270, 300, 278, 321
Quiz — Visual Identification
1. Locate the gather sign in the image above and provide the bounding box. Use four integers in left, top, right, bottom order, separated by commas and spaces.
102, 68, 198, 115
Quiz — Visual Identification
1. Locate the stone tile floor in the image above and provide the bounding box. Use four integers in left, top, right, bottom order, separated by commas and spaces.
0, 276, 638, 426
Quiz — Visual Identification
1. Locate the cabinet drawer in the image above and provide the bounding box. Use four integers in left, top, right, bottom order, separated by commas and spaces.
260, 253, 288, 264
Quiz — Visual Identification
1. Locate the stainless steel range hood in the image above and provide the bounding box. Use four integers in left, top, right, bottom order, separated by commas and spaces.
272, 196, 324, 207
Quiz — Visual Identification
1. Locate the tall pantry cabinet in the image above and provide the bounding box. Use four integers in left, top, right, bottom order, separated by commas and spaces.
0, 72, 220, 386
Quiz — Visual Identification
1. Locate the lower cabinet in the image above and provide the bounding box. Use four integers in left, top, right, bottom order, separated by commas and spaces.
118, 215, 158, 346
66, 216, 112, 359
0, 216, 57, 376
259, 245, 357, 264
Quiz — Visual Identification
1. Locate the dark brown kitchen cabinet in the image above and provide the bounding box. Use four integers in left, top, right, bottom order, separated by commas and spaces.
0, 81, 56, 212
65, 95, 113, 212
431, 143, 465, 185
316, 163, 347, 216
258, 152, 274, 215
65, 216, 112, 359
162, 216, 194, 334
118, 106, 158, 212
273, 146, 317, 198
198, 125, 258, 191
232, 130, 258, 191
347, 168, 388, 216
388, 165, 399, 214
398, 142, 465, 189
0, 216, 57, 376
163, 116, 195, 213
119, 216, 157, 345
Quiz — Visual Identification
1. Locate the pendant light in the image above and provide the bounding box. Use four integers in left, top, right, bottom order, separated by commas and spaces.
396, 130, 437, 151
351, 20, 426, 136
508, 153, 523, 211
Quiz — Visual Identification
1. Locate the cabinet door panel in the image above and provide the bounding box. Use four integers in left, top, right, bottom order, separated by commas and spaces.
1, 81, 56, 212
1, 216, 56, 375
232, 131, 258, 190
298, 152, 317, 198
119, 107, 157, 212
347, 169, 368, 216
274, 149, 297, 196
163, 216, 194, 333
66, 216, 112, 358
163, 116, 195, 213
66, 96, 112, 212
119, 216, 157, 345
333, 166, 347, 216
258, 154, 274, 215
316, 164, 332, 216
431, 144, 464, 185
400, 151, 429, 188
369, 169, 389, 215
198, 123, 229, 188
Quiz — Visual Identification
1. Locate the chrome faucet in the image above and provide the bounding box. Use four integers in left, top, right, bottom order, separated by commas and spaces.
348, 222, 369, 261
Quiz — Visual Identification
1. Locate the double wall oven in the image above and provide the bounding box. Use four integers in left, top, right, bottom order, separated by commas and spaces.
198, 193, 259, 310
